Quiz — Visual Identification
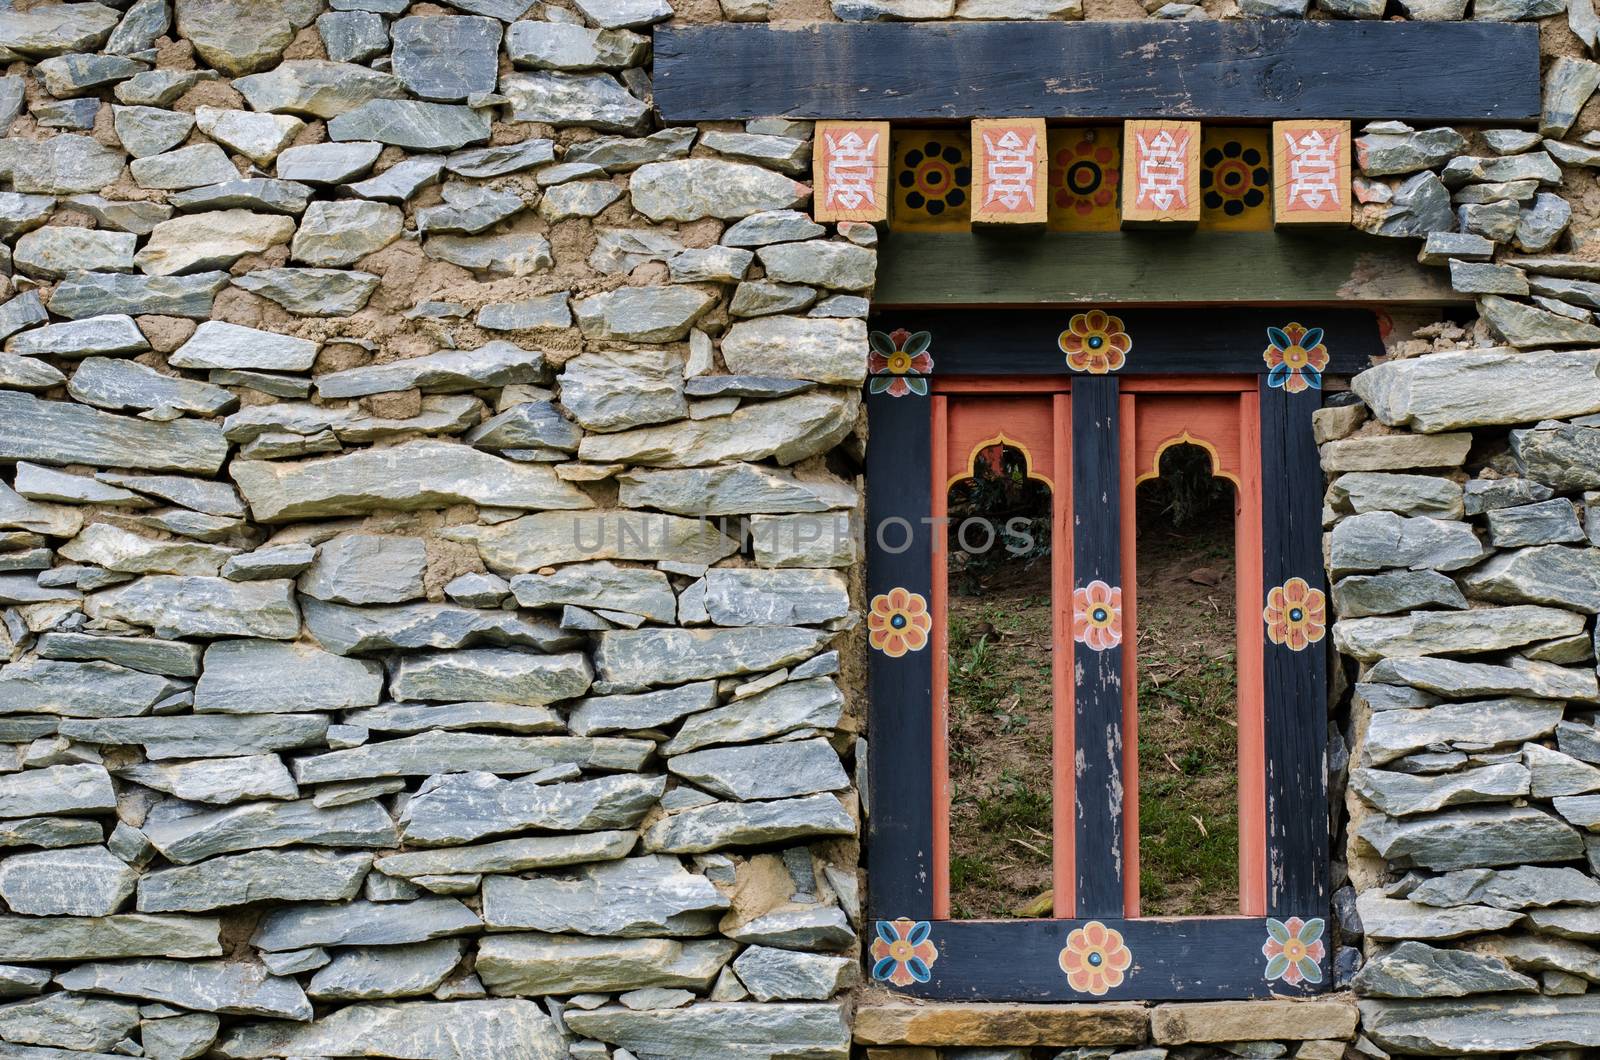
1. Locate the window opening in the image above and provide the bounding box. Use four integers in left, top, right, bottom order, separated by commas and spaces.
1133, 442, 1241, 917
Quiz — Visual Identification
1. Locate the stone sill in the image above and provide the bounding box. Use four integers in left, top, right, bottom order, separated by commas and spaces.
853, 996, 1360, 1047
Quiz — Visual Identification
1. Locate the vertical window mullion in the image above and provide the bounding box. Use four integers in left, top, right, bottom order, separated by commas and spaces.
1069, 376, 1126, 919
1117, 391, 1141, 917
1051, 393, 1075, 918
1237, 388, 1268, 916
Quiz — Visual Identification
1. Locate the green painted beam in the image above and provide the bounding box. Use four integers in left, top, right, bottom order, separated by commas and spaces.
873, 231, 1466, 308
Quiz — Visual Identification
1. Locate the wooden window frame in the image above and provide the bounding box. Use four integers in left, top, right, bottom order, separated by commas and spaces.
864, 308, 1380, 1001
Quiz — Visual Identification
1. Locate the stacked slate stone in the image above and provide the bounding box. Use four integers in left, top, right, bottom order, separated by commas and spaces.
0, 2, 868, 1057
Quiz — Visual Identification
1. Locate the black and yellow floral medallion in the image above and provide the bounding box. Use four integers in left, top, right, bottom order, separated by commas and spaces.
1200, 127, 1270, 230
892, 132, 972, 231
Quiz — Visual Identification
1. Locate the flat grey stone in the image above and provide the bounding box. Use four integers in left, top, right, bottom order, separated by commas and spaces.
55, 959, 309, 1020
0, 991, 139, 1052
291, 730, 646, 784
481, 854, 728, 936
274, 141, 383, 185
129, 145, 238, 192
251, 897, 479, 951
1370, 172, 1454, 237
568, 681, 717, 736
478, 935, 733, 996
578, 390, 859, 469
1410, 865, 1600, 909
501, 70, 648, 133
165, 322, 316, 373
317, 10, 389, 62
60, 522, 235, 577
1461, 544, 1600, 612
1486, 498, 1586, 546
445, 507, 739, 570
665, 678, 843, 755
1512, 419, 1600, 490
297, 534, 426, 606
13, 228, 134, 280
632, 160, 806, 222
290, 200, 403, 267
114, 755, 299, 804
215, 999, 566, 1060
175, 0, 294, 75
231, 267, 382, 316
194, 639, 382, 713
566, 127, 697, 172
417, 183, 525, 234
236, 60, 405, 119
1364, 698, 1564, 765
672, 246, 756, 285
50, 271, 229, 321
1361, 994, 1600, 1054
113, 69, 207, 107
375, 831, 634, 880
0, 819, 104, 850
702, 568, 850, 626
0, 763, 116, 818
35, 632, 200, 677
57, 715, 327, 760
731, 946, 854, 1002
616, 463, 847, 518
0, 392, 226, 476
141, 797, 397, 864
643, 794, 855, 854
16, 465, 146, 508
721, 316, 866, 385
1350, 763, 1530, 816
88, 575, 298, 640
560, 349, 687, 431
1331, 570, 1466, 618
348, 156, 447, 202
400, 771, 665, 845
506, 21, 648, 70
0, 656, 182, 718
392, 15, 502, 101
93, 473, 244, 517
136, 849, 370, 915
0, 4, 119, 57
7, 314, 148, 358
317, 342, 546, 398
1359, 805, 1584, 870
1332, 605, 1584, 661
330, 100, 491, 151
510, 562, 675, 622
222, 544, 314, 580
564, 1002, 849, 1058
141, 1011, 219, 1060
193, 107, 303, 167
0, 966, 53, 999
1351, 940, 1537, 998
1369, 655, 1598, 701
670, 739, 849, 802
573, 287, 717, 343
595, 626, 832, 690
730, 281, 817, 318
466, 401, 579, 451
476, 295, 572, 332
0, 354, 67, 391
0, 914, 218, 962
231, 439, 590, 521
446, 139, 557, 178
425, 231, 553, 276
68, 358, 237, 416
341, 697, 564, 735
3, 135, 125, 196
0, 845, 136, 916
703, 132, 810, 177
1328, 511, 1483, 575
307, 938, 464, 1000
387, 648, 592, 706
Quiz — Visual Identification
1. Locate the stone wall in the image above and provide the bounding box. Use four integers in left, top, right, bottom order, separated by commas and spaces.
0, 1, 873, 1057
5, 0, 1600, 1058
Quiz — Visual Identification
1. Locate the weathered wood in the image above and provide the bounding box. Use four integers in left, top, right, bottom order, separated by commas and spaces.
1071, 378, 1124, 920
872, 231, 1466, 307
814, 120, 890, 224
864, 915, 1329, 1001
865, 307, 1382, 377
1122, 120, 1200, 226
1259, 380, 1329, 916
655, 22, 1539, 122
1273, 120, 1352, 227
865, 388, 936, 921
972, 119, 1048, 226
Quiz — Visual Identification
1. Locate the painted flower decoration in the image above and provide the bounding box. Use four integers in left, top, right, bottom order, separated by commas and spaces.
869, 328, 933, 397
1072, 580, 1123, 652
897, 137, 971, 218
1263, 916, 1325, 986
1201, 137, 1269, 217
1051, 131, 1120, 217
1059, 311, 1131, 374
1263, 577, 1326, 651
1059, 921, 1132, 996
868, 587, 932, 658
870, 918, 939, 987
1263, 323, 1329, 393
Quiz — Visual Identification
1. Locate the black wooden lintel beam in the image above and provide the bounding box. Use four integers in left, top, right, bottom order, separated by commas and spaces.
654, 21, 1539, 124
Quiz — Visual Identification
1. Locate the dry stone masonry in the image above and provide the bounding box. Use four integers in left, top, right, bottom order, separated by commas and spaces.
3, 0, 1600, 1056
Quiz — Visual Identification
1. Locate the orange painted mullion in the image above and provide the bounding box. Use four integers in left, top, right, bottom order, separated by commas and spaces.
1236, 389, 1267, 916
1051, 393, 1076, 919
930, 396, 952, 920
1118, 392, 1141, 918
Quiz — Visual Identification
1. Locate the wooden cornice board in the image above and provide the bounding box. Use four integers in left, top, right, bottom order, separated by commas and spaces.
655, 21, 1539, 122
872, 230, 1467, 307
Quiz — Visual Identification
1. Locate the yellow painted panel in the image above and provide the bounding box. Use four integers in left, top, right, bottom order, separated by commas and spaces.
1200, 126, 1272, 231
891, 131, 972, 232
1046, 127, 1121, 232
